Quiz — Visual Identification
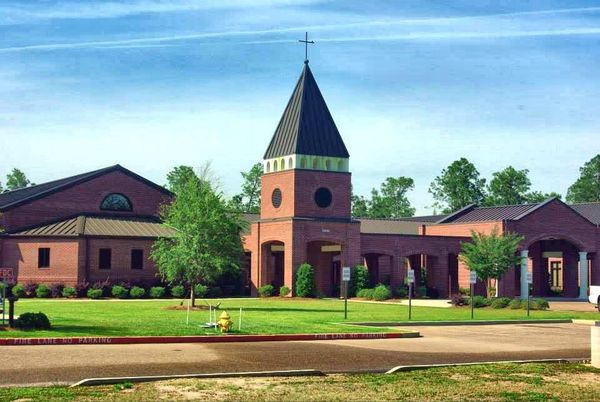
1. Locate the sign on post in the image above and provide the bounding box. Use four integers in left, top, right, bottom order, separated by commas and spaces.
526, 272, 532, 317
407, 269, 414, 320
469, 271, 477, 320
527, 272, 533, 284
342, 267, 351, 319
342, 267, 351, 282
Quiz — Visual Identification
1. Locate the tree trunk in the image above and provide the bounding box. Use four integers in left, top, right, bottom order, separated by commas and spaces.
191, 285, 196, 307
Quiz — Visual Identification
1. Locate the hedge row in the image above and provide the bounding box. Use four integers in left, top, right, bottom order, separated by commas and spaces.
452, 295, 550, 310
3, 282, 225, 300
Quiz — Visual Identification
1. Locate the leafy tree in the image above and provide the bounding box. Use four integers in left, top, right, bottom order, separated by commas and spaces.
429, 158, 486, 213
166, 165, 198, 194
349, 265, 369, 297
351, 194, 370, 217
151, 166, 244, 306
369, 177, 416, 218
5, 168, 31, 191
459, 228, 523, 297
351, 177, 416, 218
485, 166, 561, 206
525, 191, 562, 203
231, 163, 262, 213
566, 154, 600, 203
485, 166, 531, 206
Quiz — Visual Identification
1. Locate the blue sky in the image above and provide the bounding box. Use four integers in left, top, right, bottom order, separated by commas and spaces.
1, 1, 599, 214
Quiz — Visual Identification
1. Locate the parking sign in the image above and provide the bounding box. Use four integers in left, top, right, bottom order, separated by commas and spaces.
407, 269, 415, 284
342, 267, 351, 282
527, 272, 533, 284
469, 271, 477, 284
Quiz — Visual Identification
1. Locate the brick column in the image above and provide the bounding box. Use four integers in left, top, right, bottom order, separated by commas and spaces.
563, 251, 578, 298
390, 255, 402, 289
591, 253, 599, 286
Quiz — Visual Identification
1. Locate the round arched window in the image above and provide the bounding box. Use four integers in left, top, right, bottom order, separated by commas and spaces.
100, 193, 132, 211
271, 188, 282, 208
314, 187, 332, 208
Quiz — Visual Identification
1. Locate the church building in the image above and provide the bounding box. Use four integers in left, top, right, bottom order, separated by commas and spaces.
242, 61, 600, 301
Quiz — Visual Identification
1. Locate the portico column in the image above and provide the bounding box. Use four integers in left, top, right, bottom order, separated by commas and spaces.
579, 251, 588, 300
520, 250, 529, 300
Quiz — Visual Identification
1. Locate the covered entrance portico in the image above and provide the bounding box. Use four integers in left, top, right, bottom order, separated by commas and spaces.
518, 236, 591, 300
306, 240, 343, 297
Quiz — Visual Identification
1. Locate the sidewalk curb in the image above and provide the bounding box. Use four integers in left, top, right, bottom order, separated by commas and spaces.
351, 319, 573, 327
71, 369, 325, 387
0, 331, 419, 346
385, 358, 586, 373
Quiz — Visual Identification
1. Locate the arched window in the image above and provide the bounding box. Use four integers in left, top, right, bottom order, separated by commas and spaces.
266, 162, 270, 173
288, 157, 293, 169
273, 160, 278, 171
300, 157, 307, 168
312, 158, 319, 169
325, 160, 331, 170
337, 160, 345, 171
280, 158, 285, 170
100, 193, 132, 211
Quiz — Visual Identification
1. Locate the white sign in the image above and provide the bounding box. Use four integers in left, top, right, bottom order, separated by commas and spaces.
407, 269, 415, 284
469, 271, 477, 284
342, 267, 351, 282
527, 272, 533, 284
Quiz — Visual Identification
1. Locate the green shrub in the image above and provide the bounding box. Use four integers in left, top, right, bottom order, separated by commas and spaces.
62, 286, 76, 298
459, 287, 470, 296
149, 287, 166, 298
395, 286, 408, 298
349, 265, 369, 297
295, 263, 316, 297
111, 285, 128, 299
208, 286, 222, 298
258, 284, 275, 297
356, 288, 374, 299
509, 298, 523, 309
527, 298, 550, 311
35, 284, 51, 298
417, 286, 427, 298
14, 312, 51, 330
87, 288, 103, 299
373, 284, 392, 301
193, 284, 208, 298
11, 283, 26, 298
468, 295, 490, 308
279, 286, 291, 297
171, 285, 185, 298
490, 297, 511, 309
129, 286, 145, 299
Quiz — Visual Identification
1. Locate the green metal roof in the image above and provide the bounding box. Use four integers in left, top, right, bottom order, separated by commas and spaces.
9, 215, 176, 238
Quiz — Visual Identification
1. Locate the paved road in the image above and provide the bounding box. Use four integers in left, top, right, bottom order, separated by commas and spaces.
0, 323, 590, 387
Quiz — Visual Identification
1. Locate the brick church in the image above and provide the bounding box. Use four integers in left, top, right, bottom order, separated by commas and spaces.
242, 60, 600, 301
1, 61, 599, 301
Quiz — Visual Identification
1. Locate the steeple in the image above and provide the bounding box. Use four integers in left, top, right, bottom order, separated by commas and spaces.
263, 63, 349, 173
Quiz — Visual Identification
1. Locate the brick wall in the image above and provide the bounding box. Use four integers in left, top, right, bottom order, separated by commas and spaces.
1, 170, 171, 232
85, 238, 160, 285
424, 221, 502, 237
0, 238, 80, 284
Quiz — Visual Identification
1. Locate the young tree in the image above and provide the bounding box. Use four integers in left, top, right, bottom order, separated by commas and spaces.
5, 168, 31, 191
369, 177, 416, 218
429, 158, 486, 213
231, 163, 262, 213
566, 154, 600, 203
459, 228, 523, 297
151, 166, 244, 306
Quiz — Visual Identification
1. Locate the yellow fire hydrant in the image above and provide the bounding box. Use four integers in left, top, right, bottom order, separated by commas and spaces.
217, 311, 233, 333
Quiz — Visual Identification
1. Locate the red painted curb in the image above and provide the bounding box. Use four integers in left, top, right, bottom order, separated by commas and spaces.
0, 332, 414, 346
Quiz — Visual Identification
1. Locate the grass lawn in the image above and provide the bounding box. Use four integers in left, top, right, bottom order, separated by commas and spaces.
1, 363, 599, 401
1, 297, 598, 338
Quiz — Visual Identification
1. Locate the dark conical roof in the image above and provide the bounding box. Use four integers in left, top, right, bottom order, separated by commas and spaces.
263, 63, 349, 159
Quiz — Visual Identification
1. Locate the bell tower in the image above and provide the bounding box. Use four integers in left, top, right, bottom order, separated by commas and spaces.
260, 62, 352, 221
246, 59, 361, 297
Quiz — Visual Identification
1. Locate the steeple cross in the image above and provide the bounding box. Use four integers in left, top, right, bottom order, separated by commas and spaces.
298, 32, 314, 63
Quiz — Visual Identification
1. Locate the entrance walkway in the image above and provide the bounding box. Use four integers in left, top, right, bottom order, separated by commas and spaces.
548, 301, 598, 312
